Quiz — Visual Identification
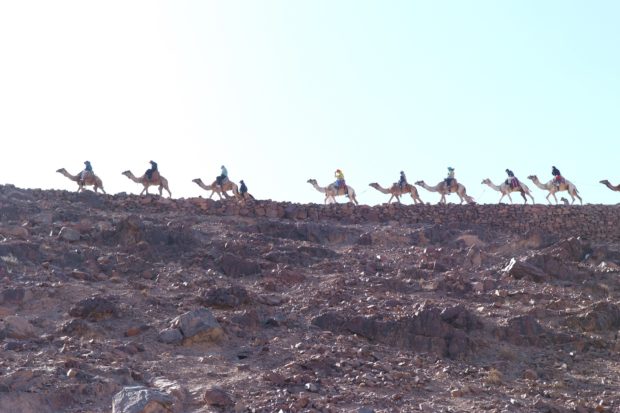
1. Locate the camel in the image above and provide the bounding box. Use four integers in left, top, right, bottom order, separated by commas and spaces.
307, 179, 358, 205
368, 182, 423, 204
191, 178, 239, 200
600, 180, 620, 192
122, 170, 171, 197
481, 178, 534, 204
56, 168, 106, 194
527, 175, 581, 205
414, 180, 475, 204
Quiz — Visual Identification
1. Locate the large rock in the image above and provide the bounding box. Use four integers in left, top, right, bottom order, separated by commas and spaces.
112, 386, 173, 413
0, 288, 33, 305
219, 253, 261, 277
497, 315, 546, 346
3, 315, 36, 339
567, 302, 620, 332
312, 304, 480, 358
158, 328, 183, 345
503, 258, 548, 283
170, 308, 224, 344
58, 226, 81, 242
203, 387, 234, 408
68, 296, 119, 321
201, 285, 251, 309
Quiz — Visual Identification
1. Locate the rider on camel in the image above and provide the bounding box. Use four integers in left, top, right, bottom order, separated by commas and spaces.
398, 171, 407, 191
552, 166, 563, 188
145, 160, 158, 181
505, 169, 519, 189
79, 161, 93, 185
334, 169, 348, 196
445, 167, 456, 190
216, 165, 228, 187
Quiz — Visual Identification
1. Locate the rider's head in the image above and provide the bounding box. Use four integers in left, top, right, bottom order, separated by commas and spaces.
400, 171, 404, 174
221, 165, 225, 169
84, 161, 90, 165
448, 167, 454, 171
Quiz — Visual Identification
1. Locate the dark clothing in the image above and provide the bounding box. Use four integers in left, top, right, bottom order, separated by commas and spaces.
398, 173, 407, 190
240, 182, 248, 194
552, 167, 561, 177
506, 170, 514, 177
216, 175, 227, 186
146, 161, 158, 180
84, 163, 93, 172
445, 178, 454, 188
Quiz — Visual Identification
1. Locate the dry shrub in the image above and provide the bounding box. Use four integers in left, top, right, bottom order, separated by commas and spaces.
485, 368, 503, 385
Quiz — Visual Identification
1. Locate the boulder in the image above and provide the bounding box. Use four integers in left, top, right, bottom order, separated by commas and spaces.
203, 387, 233, 408
503, 258, 548, 283
58, 227, 80, 242
498, 315, 546, 346
201, 285, 251, 309
170, 308, 224, 344
219, 253, 261, 277
158, 328, 183, 345
0, 288, 33, 305
112, 386, 173, 413
68, 296, 119, 321
3, 315, 36, 339
312, 304, 480, 358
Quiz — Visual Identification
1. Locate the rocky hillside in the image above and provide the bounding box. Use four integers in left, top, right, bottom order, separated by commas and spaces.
0, 184, 619, 413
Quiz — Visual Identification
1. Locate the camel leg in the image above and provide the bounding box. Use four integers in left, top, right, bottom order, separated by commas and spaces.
572, 190, 582, 205
549, 191, 559, 204
519, 191, 526, 204
165, 186, 172, 198
527, 193, 535, 204
387, 194, 394, 204
498, 193, 505, 203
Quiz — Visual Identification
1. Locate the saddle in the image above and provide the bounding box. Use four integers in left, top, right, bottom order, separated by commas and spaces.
146, 170, 160, 182
444, 180, 457, 192
506, 177, 520, 189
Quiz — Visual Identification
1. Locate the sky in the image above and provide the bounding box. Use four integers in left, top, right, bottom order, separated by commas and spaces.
1, 1, 619, 205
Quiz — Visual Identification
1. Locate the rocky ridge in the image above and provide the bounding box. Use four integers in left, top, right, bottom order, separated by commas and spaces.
0, 184, 619, 412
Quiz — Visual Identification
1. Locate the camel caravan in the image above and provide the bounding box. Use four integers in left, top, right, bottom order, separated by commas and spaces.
56, 161, 618, 206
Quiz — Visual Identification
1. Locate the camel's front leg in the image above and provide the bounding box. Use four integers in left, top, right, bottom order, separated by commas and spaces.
141, 185, 149, 195
387, 194, 395, 204
498, 193, 505, 203
549, 191, 559, 204
507, 193, 513, 204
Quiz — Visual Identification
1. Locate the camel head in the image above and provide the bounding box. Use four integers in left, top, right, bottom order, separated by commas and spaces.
307, 179, 317, 185
56, 168, 66, 174
600, 180, 609, 185
191, 178, 203, 184
481, 178, 491, 185
414, 180, 425, 186
527, 175, 537, 181
121, 170, 132, 177
369, 182, 378, 187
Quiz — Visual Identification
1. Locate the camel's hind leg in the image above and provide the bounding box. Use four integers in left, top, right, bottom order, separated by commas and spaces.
161, 184, 171, 198
572, 189, 582, 205
526, 192, 535, 204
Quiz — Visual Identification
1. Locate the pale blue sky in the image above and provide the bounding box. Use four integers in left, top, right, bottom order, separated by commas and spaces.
1, 1, 618, 205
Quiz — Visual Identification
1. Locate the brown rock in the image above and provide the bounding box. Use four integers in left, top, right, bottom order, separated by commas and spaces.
203, 387, 233, 408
